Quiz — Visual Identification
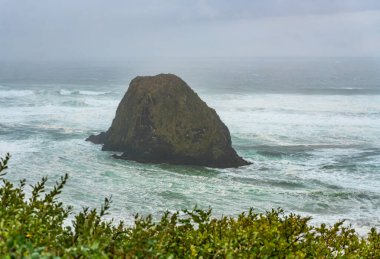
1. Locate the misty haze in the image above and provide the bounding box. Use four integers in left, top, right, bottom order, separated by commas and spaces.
0, 0, 380, 257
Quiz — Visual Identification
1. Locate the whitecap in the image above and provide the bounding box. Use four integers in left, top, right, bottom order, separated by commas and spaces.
58, 89, 109, 96
59, 89, 72, 95
78, 90, 109, 96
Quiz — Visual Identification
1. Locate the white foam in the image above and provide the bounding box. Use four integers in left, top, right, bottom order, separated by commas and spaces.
0, 139, 39, 153
203, 93, 380, 146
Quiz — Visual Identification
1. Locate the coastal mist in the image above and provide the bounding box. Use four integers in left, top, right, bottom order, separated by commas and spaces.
1, 57, 379, 234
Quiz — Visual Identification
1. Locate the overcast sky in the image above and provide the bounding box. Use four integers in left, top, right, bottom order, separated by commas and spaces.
1, 0, 380, 61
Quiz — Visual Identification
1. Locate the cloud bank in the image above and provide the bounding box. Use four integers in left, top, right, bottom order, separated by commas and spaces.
0, 0, 379, 60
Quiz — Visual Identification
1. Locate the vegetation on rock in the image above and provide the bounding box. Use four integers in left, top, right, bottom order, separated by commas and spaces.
1, 154, 379, 258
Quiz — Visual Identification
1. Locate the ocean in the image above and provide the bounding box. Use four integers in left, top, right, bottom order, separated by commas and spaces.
0, 57, 379, 234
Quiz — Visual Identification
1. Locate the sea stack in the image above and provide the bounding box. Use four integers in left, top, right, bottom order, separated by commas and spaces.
87, 74, 250, 168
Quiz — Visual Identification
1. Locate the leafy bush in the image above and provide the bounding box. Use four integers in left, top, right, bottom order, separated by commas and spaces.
0, 154, 379, 258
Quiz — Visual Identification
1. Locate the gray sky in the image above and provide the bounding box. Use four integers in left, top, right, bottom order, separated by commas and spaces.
1, 0, 380, 61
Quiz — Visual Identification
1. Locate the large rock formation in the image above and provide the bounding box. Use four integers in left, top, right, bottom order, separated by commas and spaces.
87, 74, 250, 168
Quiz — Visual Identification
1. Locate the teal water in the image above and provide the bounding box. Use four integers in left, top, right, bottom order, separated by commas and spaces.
0, 58, 380, 234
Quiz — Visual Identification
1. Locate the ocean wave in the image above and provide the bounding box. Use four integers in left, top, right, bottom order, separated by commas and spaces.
59, 89, 72, 96
251, 144, 358, 158
0, 89, 34, 98
308, 190, 380, 202
0, 123, 84, 141
0, 88, 112, 99
231, 176, 307, 189
79, 90, 110, 96
61, 100, 89, 107
59, 89, 110, 96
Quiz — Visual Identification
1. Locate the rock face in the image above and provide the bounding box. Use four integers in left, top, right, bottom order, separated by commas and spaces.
87, 74, 250, 168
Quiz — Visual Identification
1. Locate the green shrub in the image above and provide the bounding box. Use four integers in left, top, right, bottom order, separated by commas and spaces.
0, 154, 379, 258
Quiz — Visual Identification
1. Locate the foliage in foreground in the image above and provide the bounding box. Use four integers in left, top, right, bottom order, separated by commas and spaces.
0, 154, 379, 258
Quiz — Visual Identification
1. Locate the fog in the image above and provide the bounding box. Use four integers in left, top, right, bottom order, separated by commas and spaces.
1, 0, 380, 61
